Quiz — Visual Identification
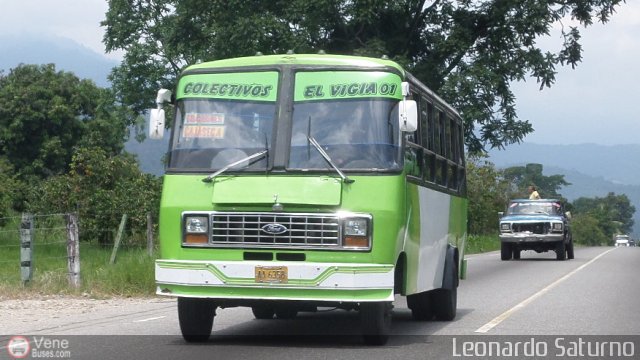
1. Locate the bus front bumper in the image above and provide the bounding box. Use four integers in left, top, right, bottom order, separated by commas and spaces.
155, 260, 395, 302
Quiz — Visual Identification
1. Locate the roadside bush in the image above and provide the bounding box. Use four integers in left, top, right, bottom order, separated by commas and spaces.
0, 158, 21, 225
571, 213, 609, 246
27, 147, 162, 245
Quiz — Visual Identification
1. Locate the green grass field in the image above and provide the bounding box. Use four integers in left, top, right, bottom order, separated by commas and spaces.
465, 233, 500, 254
0, 215, 156, 298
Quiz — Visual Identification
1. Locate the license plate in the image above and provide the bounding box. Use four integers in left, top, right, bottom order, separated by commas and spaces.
255, 266, 288, 284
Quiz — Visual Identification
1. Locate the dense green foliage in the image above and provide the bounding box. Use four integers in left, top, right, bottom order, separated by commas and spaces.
0, 65, 161, 245
102, 0, 625, 152
572, 192, 635, 243
466, 155, 509, 234
502, 163, 570, 199
0, 64, 131, 179
27, 147, 162, 245
570, 213, 609, 246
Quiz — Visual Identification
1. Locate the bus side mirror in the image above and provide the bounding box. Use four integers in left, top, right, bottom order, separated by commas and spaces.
148, 89, 172, 139
399, 99, 417, 132
149, 109, 165, 139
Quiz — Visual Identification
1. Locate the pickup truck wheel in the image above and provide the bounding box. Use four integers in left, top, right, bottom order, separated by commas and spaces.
567, 239, 575, 260
512, 248, 521, 260
555, 241, 566, 261
407, 291, 433, 321
501, 243, 512, 260
360, 302, 392, 345
178, 298, 216, 342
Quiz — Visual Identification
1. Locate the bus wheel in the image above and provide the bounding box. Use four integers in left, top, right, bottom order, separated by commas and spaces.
555, 241, 566, 261
360, 302, 392, 345
251, 305, 275, 319
432, 287, 457, 321
407, 291, 433, 321
274, 307, 298, 319
178, 297, 216, 342
501, 243, 512, 260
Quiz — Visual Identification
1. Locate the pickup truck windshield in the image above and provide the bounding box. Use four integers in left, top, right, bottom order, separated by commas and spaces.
507, 202, 561, 216
168, 99, 275, 170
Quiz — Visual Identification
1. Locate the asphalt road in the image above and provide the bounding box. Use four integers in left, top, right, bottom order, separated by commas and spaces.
2, 246, 639, 359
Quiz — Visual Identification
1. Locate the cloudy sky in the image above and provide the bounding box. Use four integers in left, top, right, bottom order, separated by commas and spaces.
1, 0, 638, 146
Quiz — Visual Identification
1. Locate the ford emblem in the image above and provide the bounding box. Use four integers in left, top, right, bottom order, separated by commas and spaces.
261, 223, 288, 235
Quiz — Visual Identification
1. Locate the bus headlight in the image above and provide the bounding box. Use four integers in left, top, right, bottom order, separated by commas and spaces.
342, 217, 371, 249
552, 223, 563, 232
500, 223, 511, 232
184, 215, 209, 245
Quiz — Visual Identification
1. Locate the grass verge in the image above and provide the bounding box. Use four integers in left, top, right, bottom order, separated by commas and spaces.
0, 216, 156, 299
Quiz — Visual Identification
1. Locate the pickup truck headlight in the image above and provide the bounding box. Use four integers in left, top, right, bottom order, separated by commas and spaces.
552, 223, 563, 232
184, 215, 209, 245
500, 223, 511, 232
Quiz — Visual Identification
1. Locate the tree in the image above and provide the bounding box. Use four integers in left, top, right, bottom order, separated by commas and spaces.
27, 147, 162, 245
572, 192, 635, 238
0, 157, 21, 224
466, 155, 510, 234
0, 64, 130, 179
571, 213, 609, 246
102, 0, 625, 152
502, 163, 570, 199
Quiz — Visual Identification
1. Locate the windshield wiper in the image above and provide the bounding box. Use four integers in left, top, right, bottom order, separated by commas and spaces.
202, 149, 268, 183
307, 136, 354, 184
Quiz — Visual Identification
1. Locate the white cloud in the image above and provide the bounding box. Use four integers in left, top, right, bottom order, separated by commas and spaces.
513, 1, 640, 145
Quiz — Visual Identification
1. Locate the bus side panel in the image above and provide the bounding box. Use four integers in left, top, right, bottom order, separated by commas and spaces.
405, 185, 452, 295
449, 195, 468, 270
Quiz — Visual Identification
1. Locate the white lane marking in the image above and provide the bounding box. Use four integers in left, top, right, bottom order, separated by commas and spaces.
133, 316, 166, 323
475, 247, 616, 333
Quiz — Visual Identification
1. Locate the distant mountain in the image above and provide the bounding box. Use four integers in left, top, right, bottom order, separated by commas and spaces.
489, 143, 640, 186
0, 34, 117, 87
489, 143, 640, 236
125, 132, 169, 176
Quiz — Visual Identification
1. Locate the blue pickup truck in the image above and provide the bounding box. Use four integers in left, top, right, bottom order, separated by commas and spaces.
499, 199, 574, 261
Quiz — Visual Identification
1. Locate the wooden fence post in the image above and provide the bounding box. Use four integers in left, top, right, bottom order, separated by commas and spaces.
66, 213, 81, 288
20, 213, 34, 285
146, 212, 154, 256
110, 214, 128, 264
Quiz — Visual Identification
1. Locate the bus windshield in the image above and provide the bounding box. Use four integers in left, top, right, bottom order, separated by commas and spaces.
168, 99, 275, 170
289, 99, 401, 171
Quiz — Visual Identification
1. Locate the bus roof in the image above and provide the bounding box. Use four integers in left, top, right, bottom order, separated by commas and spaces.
184, 53, 406, 75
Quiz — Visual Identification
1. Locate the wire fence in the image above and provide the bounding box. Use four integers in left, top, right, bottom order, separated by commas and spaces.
0, 212, 156, 289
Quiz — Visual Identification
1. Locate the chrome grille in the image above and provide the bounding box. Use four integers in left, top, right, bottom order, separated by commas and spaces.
210, 212, 341, 248
512, 222, 550, 234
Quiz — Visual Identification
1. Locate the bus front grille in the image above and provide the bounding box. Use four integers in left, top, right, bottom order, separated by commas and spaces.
210, 212, 341, 248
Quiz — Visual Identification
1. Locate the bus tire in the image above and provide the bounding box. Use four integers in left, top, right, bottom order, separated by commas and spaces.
178, 297, 216, 342
501, 243, 512, 260
274, 307, 298, 319
556, 241, 566, 261
432, 286, 457, 321
251, 305, 275, 319
407, 291, 433, 321
360, 302, 392, 345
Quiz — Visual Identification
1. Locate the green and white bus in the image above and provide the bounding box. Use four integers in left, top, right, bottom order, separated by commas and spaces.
150, 53, 467, 345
